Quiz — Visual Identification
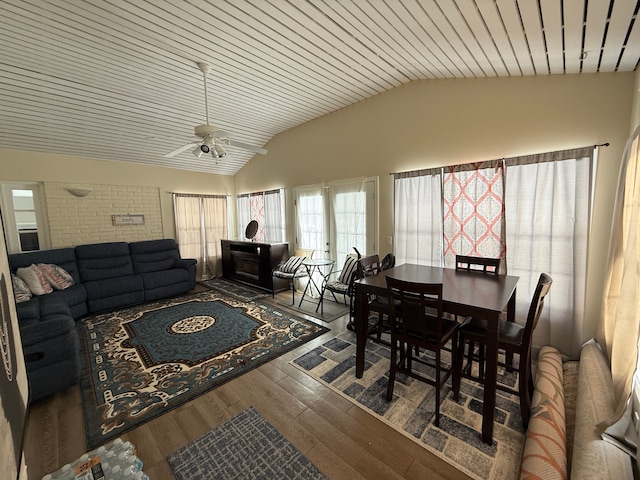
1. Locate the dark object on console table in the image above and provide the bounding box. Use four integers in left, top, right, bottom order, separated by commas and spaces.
8, 238, 196, 403
221, 239, 289, 293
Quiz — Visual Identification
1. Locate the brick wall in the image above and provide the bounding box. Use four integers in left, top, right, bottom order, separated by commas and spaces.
44, 182, 164, 248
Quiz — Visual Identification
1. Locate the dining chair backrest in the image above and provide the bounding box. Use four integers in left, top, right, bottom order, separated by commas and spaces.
455, 255, 501, 274
294, 248, 314, 259
359, 254, 381, 277
380, 253, 395, 271
522, 273, 553, 350
386, 276, 445, 341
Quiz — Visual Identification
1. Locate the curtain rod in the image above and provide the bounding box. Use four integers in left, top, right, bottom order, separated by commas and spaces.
166, 191, 230, 198
388, 143, 609, 175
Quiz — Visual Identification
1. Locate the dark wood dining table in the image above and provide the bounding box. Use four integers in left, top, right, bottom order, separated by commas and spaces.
354, 263, 519, 445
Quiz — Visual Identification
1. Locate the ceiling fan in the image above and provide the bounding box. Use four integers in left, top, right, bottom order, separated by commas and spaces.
164, 62, 268, 160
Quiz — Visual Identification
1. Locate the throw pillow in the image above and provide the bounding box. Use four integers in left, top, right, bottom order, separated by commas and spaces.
279, 256, 305, 274
16, 264, 53, 296
338, 255, 359, 285
37, 263, 74, 290
11, 273, 32, 303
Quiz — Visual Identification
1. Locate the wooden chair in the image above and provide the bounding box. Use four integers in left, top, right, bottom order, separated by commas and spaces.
272, 248, 314, 304
454, 255, 502, 372
452, 272, 553, 428
385, 277, 459, 427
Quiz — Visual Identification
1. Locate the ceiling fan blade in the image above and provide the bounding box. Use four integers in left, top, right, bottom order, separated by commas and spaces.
228, 140, 268, 155
163, 142, 199, 158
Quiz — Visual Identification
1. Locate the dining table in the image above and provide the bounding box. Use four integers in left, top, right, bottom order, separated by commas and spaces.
353, 263, 519, 445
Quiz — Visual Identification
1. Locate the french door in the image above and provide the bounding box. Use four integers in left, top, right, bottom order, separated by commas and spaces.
295, 177, 377, 270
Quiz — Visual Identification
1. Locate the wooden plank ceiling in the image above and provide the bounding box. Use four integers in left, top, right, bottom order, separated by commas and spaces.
0, 0, 638, 176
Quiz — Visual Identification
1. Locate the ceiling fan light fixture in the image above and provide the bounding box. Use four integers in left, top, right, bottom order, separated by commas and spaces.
193, 146, 203, 158
200, 144, 210, 153
214, 144, 226, 158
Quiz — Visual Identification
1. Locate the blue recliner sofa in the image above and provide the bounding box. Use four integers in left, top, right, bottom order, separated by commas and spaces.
9, 238, 197, 403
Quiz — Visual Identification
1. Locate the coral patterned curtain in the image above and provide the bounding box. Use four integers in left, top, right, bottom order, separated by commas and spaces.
442, 161, 506, 269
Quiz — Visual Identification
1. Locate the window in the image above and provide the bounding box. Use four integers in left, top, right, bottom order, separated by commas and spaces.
393, 147, 594, 356
236, 189, 285, 243
173, 194, 228, 280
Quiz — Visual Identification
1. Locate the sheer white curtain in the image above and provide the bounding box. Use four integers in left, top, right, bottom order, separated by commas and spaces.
174, 195, 204, 279
202, 196, 227, 278
330, 178, 367, 269
236, 195, 251, 239
174, 194, 228, 281
295, 184, 325, 255
394, 169, 443, 266
505, 147, 592, 358
236, 189, 284, 243
600, 127, 640, 429
263, 189, 285, 243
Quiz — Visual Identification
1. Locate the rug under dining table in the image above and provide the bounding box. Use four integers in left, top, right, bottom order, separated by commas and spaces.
291, 330, 525, 480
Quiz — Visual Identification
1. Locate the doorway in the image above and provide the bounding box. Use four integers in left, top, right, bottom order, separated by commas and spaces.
0, 183, 50, 254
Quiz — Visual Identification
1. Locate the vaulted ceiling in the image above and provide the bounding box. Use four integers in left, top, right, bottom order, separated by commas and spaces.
1, 0, 638, 176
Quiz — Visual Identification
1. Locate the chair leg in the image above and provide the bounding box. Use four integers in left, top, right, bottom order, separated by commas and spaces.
291, 279, 295, 305
519, 352, 532, 429
434, 349, 441, 427
386, 339, 398, 401
453, 335, 464, 401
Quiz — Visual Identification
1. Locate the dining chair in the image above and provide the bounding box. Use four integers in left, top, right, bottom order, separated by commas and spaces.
454, 255, 502, 370
272, 248, 314, 304
455, 254, 501, 274
452, 272, 553, 428
385, 276, 459, 427
322, 251, 360, 305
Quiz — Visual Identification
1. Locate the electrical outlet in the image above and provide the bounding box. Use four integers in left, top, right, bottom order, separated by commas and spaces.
387, 236, 393, 246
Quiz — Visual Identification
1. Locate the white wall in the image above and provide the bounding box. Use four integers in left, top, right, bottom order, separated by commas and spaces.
0, 150, 235, 241
235, 72, 635, 346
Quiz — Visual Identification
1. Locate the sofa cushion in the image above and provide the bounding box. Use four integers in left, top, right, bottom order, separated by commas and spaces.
520, 346, 567, 480
17, 264, 53, 295
9, 248, 81, 284
83, 275, 144, 313
129, 239, 181, 273
75, 242, 134, 282
571, 339, 634, 479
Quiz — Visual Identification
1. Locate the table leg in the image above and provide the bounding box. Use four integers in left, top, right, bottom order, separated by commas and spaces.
355, 288, 368, 378
482, 310, 499, 445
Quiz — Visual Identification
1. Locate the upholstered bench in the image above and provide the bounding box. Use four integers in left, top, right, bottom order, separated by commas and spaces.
519, 340, 635, 479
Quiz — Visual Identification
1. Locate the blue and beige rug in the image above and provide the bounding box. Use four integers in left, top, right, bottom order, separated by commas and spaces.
167, 407, 327, 480
292, 331, 525, 480
77, 290, 329, 449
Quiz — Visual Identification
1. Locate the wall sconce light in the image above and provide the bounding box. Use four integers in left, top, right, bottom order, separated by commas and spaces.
66, 188, 92, 198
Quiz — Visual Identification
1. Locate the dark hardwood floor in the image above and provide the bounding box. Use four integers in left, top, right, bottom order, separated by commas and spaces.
22, 288, 471, 480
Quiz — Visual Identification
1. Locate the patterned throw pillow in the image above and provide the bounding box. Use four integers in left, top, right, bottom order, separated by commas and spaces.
338, 255, 360, 285
16, 264, 53, 296
11, 273, 32, 303
37, 263, 74, 290
279, 256, 305, 274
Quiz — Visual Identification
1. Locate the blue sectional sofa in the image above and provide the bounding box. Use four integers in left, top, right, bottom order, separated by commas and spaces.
9, 238, 197, 403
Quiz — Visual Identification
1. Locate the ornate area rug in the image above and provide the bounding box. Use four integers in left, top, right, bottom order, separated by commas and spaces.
167, 407, 327, 480
291, 331, 525, 480
78, 290, 329, 449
